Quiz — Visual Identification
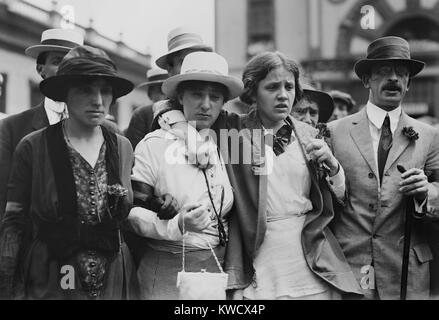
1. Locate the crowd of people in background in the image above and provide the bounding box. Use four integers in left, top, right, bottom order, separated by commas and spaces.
0, 26, 439, 300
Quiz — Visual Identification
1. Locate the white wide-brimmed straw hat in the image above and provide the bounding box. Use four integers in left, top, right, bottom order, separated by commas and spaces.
155, 26, 212, 69
162, 52, 243, 99
137, 68, 169, 89
25, 28, 84, 59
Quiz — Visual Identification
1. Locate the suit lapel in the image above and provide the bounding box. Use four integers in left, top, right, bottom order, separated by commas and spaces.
350, 109, 379, 178
31, 102, 49, 130
384, 112, 412, 173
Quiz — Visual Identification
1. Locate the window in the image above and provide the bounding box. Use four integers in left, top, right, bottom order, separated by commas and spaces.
30, 80, 44, 107
247, 0, 275, 58
0, 73, 6, 113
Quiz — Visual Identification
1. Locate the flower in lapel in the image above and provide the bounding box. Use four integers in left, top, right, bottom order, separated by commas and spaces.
402, 126, 419, 141
294, 121, 330, 179
315, 123, 331, 140
106, 184, 128, 220
107, 184, 128, 198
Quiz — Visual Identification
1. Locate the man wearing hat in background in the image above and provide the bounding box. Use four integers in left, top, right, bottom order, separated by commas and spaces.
328, 36, 439, 299
291, 86, 335, 127
150, 26, 213, 117
125, 68, 169, 149
328, 90, 356, 122
155, 26, 213, 77
0, 28, 83, 220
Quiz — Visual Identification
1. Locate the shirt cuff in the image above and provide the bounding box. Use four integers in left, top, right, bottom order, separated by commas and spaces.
414, 184, 438, 218
128, 207, 183, 241
326, 163, 346, 200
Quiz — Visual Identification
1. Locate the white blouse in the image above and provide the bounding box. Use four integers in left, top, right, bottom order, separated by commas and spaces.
128, 129, 234, 251
243, 131, 342, 299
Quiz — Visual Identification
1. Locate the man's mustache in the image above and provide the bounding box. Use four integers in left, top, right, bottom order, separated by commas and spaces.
382, 83, 402, 92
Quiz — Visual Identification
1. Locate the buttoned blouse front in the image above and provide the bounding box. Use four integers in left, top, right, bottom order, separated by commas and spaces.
65, 137, 109, 226
129, 129, 234, 251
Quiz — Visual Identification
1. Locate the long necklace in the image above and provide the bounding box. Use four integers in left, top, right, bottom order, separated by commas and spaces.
63, 120, 103, 146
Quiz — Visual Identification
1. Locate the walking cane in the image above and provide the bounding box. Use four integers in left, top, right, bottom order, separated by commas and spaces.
398, 165, 414, 300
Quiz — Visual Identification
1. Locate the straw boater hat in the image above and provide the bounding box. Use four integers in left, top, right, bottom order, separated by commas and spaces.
162, 52, 243, 100
25, 28, 84, 59
300, 85, 335, 124
40, 45, 134, 102
354, 36, 425, 79
137, 68, 169, 89
155, 27, 213, 69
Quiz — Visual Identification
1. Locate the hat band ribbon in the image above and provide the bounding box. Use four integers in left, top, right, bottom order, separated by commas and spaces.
183, 69, 225, 76
58, 57, 118, 77
368, 45, 411, 60
148, 74, 169, 82
40, 39, 82, 49
168, 34, 204, 51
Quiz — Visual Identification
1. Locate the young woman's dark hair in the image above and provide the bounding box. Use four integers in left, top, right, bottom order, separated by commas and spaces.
240, 51, 303, 106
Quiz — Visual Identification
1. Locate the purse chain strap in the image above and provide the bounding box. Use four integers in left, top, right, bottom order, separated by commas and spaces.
181, 208, 225, 274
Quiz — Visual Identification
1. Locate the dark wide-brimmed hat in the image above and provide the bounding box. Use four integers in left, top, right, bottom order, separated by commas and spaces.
155, 27, 213, 69
40, 45, 134, 102
354, 36, 425, 79
26, 28, 84, 59
301, 88, 334, 124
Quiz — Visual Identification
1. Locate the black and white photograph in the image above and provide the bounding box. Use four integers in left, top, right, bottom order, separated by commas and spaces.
1, 0, 439, 309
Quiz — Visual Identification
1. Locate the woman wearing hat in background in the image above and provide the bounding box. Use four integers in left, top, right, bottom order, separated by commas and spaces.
0, 45, 137, 300
156, 51, 361, 299
291, 86, 335, 128
127, 51, 242, 300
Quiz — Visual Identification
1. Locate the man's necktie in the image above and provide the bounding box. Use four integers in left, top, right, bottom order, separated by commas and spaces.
265, 119, 293, 156
377, 114, 392, 184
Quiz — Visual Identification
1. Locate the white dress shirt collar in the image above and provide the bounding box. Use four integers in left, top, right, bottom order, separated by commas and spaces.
366, 101, 401, 134
45, 97, 66, 113
44, 97, 68, 125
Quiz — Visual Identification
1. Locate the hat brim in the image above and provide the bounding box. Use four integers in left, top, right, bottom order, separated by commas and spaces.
162, 73, 243, 100
354, 58, 425, 79
137, 79, 166, 89
302, 90, 334, 124
40, 74, 134, 102
25, 45, 76, 59
155, 44, 213, 69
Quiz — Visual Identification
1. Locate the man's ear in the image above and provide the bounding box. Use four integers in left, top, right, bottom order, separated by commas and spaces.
177, 93, 184, 106
407, 78, 411, 91
36, 64, 44, 77
361, 74, 370, 89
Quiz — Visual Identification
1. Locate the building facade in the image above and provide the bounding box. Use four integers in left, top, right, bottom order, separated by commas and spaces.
215, 0, 439, 117
0, 0, 152, 129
